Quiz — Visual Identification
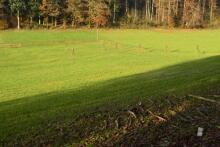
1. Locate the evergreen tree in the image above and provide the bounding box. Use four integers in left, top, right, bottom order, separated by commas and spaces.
27, 0, 40, 25
0, 0, 8, 29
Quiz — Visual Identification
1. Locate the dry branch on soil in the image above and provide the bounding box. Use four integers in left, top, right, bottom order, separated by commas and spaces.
188, 94, 220, 104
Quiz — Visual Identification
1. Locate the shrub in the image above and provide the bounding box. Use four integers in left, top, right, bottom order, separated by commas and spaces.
0, 19, 8, 29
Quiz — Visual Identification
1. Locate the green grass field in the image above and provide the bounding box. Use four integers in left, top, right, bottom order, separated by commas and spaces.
0, 29, 220, 145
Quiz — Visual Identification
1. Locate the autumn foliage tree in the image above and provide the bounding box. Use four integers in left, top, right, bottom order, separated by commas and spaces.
39, 0, 50, 26
89, 0, 110, 40
90, 0, 110, 27
182, 0, 203, 28
67, 0, 80, 27
49, 0, 61, 27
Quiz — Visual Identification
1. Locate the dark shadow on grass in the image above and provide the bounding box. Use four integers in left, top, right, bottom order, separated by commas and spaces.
0, 56, 220, 145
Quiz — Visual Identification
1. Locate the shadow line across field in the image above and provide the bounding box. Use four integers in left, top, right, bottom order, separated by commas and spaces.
0, 55, 220, 145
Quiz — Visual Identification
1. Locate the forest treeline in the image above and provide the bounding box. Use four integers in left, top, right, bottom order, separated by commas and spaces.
0, 0, 220, 29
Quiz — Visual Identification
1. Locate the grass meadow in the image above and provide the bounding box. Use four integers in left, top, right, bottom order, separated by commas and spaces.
0, 29, 220, 145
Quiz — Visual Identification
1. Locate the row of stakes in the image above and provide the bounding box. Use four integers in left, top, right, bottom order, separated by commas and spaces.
71, 43, 206, 56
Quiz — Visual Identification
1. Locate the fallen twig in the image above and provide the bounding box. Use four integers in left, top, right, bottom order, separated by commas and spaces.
146, 110, 167, 122
188, 94, 220, 104
115, 119, 119, 129
127, 110, 137, 119
213, 95, 220, 98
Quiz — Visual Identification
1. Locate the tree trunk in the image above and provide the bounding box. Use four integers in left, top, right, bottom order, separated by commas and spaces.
146, 0, 148, 20
182, 0, 186, 27
52, 17, 54, 26
175, 0, 179, 15
168, 0, 171, 26
125, 0, 129, 24
63, 18, 66, 29
46, 17, 49, 29
17, 10, 20, 30
88, 4, 91, 28
39, 15, 41, 25
126, 0, 128, 15
96, 26, 99, 41
158, 0, 161, 24
209, 0, 215, 23
162, 1, 165, 23
72, 19, 74, 27
210, 0, 212, 23
151, 0, 154, 21
55, 17, 57, 27
147, 0, 151, 20
30, 16, 33, 25
113, 0, 116, 23
202, 0, 206, 16
134, 0, 137, 19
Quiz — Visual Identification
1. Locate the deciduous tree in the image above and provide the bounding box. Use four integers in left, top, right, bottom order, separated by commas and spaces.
9, 0, 26, 29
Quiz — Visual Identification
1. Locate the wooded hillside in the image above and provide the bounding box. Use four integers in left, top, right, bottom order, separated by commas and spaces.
0, 0, 220, 29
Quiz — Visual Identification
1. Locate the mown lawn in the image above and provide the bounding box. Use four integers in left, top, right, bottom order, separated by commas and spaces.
0, 29, 219, 145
